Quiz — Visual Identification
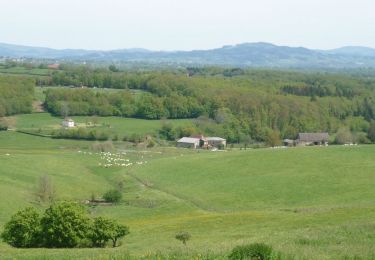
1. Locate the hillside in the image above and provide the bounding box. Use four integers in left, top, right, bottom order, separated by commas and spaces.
2, 42, 375, 68
0, 131, 374, 258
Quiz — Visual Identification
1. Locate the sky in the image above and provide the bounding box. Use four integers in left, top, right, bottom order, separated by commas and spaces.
0, 0, 374, 51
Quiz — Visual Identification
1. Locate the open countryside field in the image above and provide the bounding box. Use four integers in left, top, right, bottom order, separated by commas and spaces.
0, 66, 52, 76
0, 131, 374, 259
8, 113, 194, 137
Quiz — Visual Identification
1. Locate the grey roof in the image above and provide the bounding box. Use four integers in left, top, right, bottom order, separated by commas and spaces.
206, 137, 226, 141
298, 133, 329, 142
177, 137, 200, 144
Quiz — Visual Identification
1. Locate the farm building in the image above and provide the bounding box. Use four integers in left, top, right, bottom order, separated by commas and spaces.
177, 137, 200, 149
283, 139, 295, 147
62, 118, 75, 128
206, 137, 226, 148
297, 133, 329, 146
177, 135, 226, 149
47, 63, 60, 69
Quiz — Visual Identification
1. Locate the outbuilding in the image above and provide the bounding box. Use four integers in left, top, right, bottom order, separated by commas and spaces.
177, 137, 200, 149
206, 137, 226, 148
62, 118, 75, 128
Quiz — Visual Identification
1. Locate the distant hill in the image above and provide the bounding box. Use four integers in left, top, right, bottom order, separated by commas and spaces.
325, 46, 375, 57
1, 42, 375, 68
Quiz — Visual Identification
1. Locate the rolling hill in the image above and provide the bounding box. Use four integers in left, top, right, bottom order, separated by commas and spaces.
0, 129, 374, 258
1, 42, 375, 68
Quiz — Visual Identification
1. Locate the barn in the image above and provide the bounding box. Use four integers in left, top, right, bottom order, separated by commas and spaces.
297, 133, 329, 146
176, 137, 200, 149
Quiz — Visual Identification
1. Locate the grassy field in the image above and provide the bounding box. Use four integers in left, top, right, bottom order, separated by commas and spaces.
0, 130, 374, 259
8, 113, 194, 137
0, 66, 52, 76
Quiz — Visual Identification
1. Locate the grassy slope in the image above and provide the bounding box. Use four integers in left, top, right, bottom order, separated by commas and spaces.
0, 132, 374, 259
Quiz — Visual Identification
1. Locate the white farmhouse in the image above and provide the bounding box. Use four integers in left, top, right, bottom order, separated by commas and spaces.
62, 118, 75, 128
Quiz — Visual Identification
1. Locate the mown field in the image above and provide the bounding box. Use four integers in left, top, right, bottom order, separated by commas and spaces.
0, 130, 374, 259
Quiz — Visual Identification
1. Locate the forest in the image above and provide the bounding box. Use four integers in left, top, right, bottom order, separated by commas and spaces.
38, 65, 375, 143
0, 76, 34, 117
3, 63, 375, 143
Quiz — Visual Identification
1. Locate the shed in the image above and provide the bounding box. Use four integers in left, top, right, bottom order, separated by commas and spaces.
206, 137, 226, 148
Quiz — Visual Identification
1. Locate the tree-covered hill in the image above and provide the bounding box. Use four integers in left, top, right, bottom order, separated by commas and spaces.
2, 42, 375, 68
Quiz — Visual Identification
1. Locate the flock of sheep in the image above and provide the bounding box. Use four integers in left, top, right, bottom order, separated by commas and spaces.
77, 150, 148, 168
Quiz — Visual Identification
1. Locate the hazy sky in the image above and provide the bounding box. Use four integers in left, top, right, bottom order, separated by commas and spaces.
1, 0, 374, 50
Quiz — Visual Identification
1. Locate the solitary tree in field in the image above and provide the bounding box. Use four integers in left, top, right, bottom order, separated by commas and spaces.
265, 129, 281, 147
35, 175, 55, 204
175, 231, 191, 246
335, 127, 353, 144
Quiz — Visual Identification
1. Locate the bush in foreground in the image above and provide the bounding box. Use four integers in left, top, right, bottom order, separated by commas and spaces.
1, 207, 41, 248
89, 216, 129, 248
40, 202, 91, 248
1, 202, 129, 248
228, 243, 273, 260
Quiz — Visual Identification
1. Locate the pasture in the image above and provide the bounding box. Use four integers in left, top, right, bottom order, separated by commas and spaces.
8, 113, 194, 137
0, 130, 374, 259
0, 66, 52, 76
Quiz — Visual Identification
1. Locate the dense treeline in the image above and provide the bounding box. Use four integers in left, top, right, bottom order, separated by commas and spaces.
44, 88, 207, 119
0, 76, 34, 116
4, 63, 375, 143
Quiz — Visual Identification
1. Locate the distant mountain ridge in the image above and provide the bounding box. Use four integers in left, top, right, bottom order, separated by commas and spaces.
1, 42, 375, 68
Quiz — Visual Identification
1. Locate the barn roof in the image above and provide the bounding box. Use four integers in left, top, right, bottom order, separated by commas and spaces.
298, 133, 329, 142
177, 137, 200, 144
206, 137, 226, 141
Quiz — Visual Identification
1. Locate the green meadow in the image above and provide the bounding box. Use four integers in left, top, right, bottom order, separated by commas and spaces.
9, 113, 194, 137
0, 129, 374, 259
0, 66, 52, 76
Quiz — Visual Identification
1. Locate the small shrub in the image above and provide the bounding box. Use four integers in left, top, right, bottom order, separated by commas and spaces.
147, 138, 156, 148
0, 122, 8, 131
103, 189, 122, 203
228, 243, 273, 260
91, 141, 114, 152
175, 231, 191, 246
